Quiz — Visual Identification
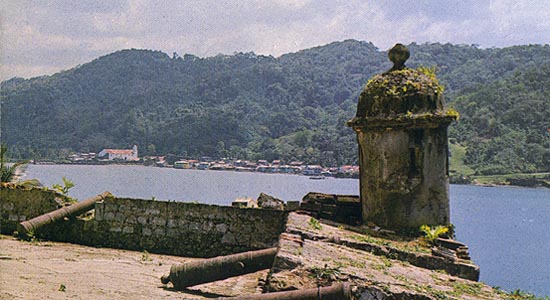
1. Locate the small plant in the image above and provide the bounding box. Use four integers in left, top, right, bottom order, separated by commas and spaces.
52, 176, 75, 196
371, 262, 386, 271
420, 225, 449, 246
52, 177, 77, 203
506, 289, 550, 300
26, 230, 36, 241
450, 281, 483, 297
58, 284, 66, 292
308, 217, 322, 230
309, 264, 341, 282
381, 256, 393, 268
352, 234, 392, 247
19, 229, 38, 242
141, 250, 151, 262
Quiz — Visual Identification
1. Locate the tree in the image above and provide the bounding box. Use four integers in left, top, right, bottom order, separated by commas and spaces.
1, 144, 23, 183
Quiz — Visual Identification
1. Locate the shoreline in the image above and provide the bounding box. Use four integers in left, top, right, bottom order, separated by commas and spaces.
20, 161, 360, 179
18, 162, 550, 190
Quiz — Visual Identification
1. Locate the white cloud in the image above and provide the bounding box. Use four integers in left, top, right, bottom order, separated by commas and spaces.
1, 0, 549, 81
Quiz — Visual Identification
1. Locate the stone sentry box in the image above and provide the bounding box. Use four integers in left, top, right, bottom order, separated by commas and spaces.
348, 44, 457, 230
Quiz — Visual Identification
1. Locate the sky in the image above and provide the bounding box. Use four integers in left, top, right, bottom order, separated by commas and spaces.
1, 0, 549, 81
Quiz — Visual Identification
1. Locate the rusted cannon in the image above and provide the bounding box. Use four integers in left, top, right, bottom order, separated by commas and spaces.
216, 282, 352, 300
17, 191, 111, 236
161, 247, 277, 290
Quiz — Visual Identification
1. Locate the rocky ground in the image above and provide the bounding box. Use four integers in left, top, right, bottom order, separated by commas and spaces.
0, 235, 266, 300
0, 212, 514, 300
266, 213, 507, 300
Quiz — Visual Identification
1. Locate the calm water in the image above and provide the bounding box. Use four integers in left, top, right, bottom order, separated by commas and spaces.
22, 164, 550, 296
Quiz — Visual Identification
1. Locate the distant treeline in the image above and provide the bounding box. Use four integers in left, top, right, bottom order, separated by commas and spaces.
1, 40, 550, 175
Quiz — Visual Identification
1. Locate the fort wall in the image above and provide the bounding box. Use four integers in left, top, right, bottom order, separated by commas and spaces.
0, 187, 288, 257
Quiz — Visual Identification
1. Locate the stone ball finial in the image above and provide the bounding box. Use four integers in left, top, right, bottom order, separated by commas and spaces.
388, 43, 410, 71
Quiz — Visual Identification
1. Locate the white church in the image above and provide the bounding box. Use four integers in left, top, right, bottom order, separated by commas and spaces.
98, 145, 139, 161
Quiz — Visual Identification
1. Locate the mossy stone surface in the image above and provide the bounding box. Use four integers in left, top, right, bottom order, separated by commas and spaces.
356, 68, 445, 118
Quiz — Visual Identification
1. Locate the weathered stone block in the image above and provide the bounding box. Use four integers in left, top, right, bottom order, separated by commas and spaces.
122, 226, 134, 234
109, 226, 122, 233
189, 222, 200, 231
83, 220, 98, 231
137, 216, 147, 225
215, 223, 228, 233
3, 202, 14, 211
202, 221, 214, 231
94, 200, 104, 213
142, 227, 152, 236
151, 217, 166, 226
286, 201, 300, 211
166, 228, 179, 237
114, 212, 125, 222
166, 219, 178, 228
104, 212, 115, 221
221, 232, 236, 244
104, 203, 119, 213
145, 208, 160, 215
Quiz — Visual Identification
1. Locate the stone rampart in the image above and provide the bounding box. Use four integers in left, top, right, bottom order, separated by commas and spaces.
0, 187, 288, 257
0, 186, 65, 235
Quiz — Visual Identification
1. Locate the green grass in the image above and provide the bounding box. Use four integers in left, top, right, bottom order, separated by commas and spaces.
449, 142, 475, 176
308, 217, 322, 230
308, 264, 341, 281
449, 142, 550, 186
351, 234, 393, 247
471, 172, 550, 185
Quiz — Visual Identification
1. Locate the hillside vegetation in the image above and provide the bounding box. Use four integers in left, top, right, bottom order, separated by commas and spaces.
1, 40, 549, 176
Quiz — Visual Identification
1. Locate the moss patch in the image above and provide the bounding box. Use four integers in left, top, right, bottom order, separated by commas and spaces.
356, 67, 447, 118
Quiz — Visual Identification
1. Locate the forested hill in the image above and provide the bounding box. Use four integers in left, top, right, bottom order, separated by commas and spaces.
1, 40, 550, 175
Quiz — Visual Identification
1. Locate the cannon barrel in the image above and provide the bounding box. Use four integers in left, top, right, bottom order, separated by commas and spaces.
161, 247, 278, 289
17, 191, 111, 236
216, 283, 352, 300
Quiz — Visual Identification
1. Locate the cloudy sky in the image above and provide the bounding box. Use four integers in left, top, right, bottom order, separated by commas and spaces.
1, 0, 549, 81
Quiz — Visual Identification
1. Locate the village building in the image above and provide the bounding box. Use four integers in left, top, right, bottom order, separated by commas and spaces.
98, 145, 139, 161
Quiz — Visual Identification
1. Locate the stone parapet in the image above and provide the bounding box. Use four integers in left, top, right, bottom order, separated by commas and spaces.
0, 186, 66, 235
47, 196, 288, 257
1, 186, 288, 258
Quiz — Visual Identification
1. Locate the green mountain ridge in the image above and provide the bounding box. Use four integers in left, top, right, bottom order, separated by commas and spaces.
1, 40, 549, 175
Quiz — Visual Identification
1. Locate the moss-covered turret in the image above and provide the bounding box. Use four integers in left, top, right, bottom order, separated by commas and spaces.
348, 44, 457, 231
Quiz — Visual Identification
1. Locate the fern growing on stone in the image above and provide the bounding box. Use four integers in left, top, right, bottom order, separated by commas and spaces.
420, 225, 449, 246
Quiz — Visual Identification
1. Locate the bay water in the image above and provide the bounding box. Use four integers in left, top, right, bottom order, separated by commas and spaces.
21, 164, 550, 296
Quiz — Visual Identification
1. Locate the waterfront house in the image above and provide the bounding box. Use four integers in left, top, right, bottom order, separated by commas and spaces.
197, 162, 210, 170
303, 165, 323, 176
174, 160, 193, 169
289, 161, 304, 167
257, 160, 269, 166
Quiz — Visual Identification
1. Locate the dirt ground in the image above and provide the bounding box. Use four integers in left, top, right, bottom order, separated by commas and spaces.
0, 235, 267, 300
